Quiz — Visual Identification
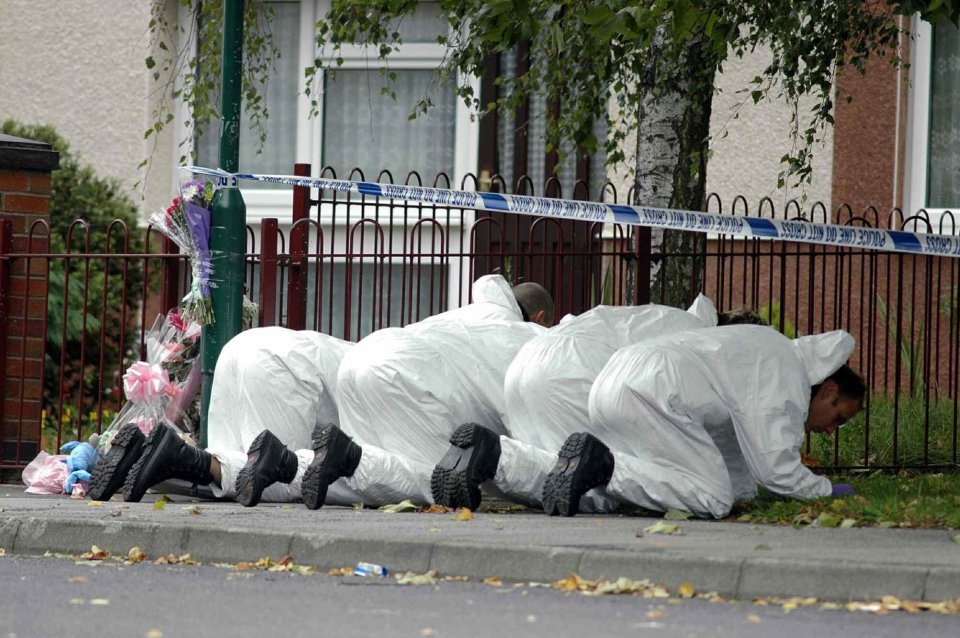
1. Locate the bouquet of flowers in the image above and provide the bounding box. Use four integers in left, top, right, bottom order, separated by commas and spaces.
98, 308, 203, 452
150, 179, 215, 325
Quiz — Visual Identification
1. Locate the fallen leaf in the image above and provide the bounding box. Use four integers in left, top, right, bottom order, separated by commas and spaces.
484, 576, 503, 587
328, 567, 354, 576
877, 521, 897, 529
235, 562, 255, 572
153, 495, 169, 511
352, 502, 364, 511
643, 521, 680, 535
378, 499, 418, 513
89, 598, 110, 606
677, 582, 695, 598
421, 629, 435, 637
81, 545, 110, 561
396, 570, 439, 586
125, 547, 146, 563
747, 613, 761, 623
69, 598, 84, 605
453, 508, 473, 522
68, 576, 89, 584
646, 610, 665, 619
0, 548, 6, 557
428, 527, 441, 533
184, 505, 203, 515
526, 615, 537, 623
87, 501, 103, 507
420, 504, 452, 514
754, 544, 772, 551
663, 509, 693, 521
736, 514, 753, 522
953, 535, 960, 544
811, 512, 842, 528
840, 518, 858, 529
147, 630, 164, 638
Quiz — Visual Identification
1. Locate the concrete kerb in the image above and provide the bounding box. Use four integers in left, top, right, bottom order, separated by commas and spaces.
2, 514, 960, 603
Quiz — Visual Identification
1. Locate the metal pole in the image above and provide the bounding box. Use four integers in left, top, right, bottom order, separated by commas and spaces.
200, 0, 246, 447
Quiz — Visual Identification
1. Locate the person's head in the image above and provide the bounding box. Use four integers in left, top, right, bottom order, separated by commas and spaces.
805, 364, 866, 435
717, 308, 768, 326
512, 282, 555, 327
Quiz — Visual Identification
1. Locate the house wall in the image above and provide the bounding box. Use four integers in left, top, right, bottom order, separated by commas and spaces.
608, 43, 835, 213
0, 0, 176, 215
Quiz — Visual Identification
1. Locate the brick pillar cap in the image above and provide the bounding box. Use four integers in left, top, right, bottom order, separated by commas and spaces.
0, 134, 60, 172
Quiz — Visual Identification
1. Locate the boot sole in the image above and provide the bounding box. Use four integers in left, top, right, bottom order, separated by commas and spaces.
235, 430, 293, 508
542, 433, 614, 517
87, 425, 145, 501
430, 423, 501, 510
302, 426, 361, 511
123, 425, 174, 503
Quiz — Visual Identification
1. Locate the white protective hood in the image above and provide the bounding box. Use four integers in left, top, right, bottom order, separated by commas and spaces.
337, 275, 543, 481
589, 325, 853, 512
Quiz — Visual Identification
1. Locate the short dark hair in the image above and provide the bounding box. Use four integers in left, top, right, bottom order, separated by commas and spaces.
813, 364, 867, 401
512, 282, 555, 325
717, 308, 768, 326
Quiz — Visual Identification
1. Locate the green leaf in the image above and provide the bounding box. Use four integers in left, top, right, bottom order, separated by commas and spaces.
153, 495, 170, 511
663, 508, 693, 521
145, 56, 156, 69
812, 512, 843, 528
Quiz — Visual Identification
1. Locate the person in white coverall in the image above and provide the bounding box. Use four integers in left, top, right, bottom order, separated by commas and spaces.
540, 325, 865, 518
87, 327, 355, 504
90, 274, 554, 507
435, 297, 767, 512
298, 274, 556, 511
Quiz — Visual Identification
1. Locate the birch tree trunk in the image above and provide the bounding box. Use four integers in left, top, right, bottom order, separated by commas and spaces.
632, 29, 716, 307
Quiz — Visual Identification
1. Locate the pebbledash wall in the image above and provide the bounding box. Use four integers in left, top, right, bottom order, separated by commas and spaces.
0, 0, 174, 217
0, 134, 57, 471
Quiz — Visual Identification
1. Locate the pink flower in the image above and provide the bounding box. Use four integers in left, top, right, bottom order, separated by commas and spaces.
161, 341, 185, 363
167, 308, 186, 332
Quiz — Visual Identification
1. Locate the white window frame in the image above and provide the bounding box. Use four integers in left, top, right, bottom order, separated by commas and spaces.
904, 15, 960, 235
176, 0, 479, 226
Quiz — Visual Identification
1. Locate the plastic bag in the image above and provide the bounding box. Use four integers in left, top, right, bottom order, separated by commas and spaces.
99, 309, 202, 453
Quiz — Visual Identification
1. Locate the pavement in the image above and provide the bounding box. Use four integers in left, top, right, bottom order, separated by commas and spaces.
2, 483, 960, 603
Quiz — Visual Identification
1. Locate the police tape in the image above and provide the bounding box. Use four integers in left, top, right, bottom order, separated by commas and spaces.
184, 166, 960, 258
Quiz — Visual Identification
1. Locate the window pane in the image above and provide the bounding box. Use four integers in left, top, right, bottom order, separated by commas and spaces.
322, 69, 456, 181
394, 1, 446, 42
197, 1, 300, 183
928, 20, 960, 208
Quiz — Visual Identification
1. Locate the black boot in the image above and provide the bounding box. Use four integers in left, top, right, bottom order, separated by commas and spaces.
123, 425, 214, 503
87, 423, 146, 501
431, 423, 501, 511
301, 424, 362, 511
234, 430, 298, 508
542, 432, 615, 517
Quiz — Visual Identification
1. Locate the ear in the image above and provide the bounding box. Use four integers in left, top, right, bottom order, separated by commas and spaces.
532, 310, 547, 326
820, 379, 841, 403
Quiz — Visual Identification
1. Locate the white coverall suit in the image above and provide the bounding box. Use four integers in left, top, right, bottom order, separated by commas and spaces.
491, 297, 717, 508
587, 325, 854, 518
204, 327, 352, 502
328, 274, 545, 506
205, 329, 444, 505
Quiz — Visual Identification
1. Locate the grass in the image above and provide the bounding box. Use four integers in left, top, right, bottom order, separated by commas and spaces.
806, 394, 959, 468
734, 472, 960, 529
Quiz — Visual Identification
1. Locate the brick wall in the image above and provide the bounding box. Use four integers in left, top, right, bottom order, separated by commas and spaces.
0, 134, 58, 469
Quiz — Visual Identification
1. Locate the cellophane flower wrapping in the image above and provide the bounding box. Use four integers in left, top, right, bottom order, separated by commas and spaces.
149, 178, 215, 325
98, 309, 202, 453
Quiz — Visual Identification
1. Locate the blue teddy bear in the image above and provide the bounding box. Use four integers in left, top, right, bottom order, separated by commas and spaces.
59, 434, 101, 495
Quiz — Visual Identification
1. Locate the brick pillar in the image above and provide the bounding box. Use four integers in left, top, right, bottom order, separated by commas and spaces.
0, 134, 58, 470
